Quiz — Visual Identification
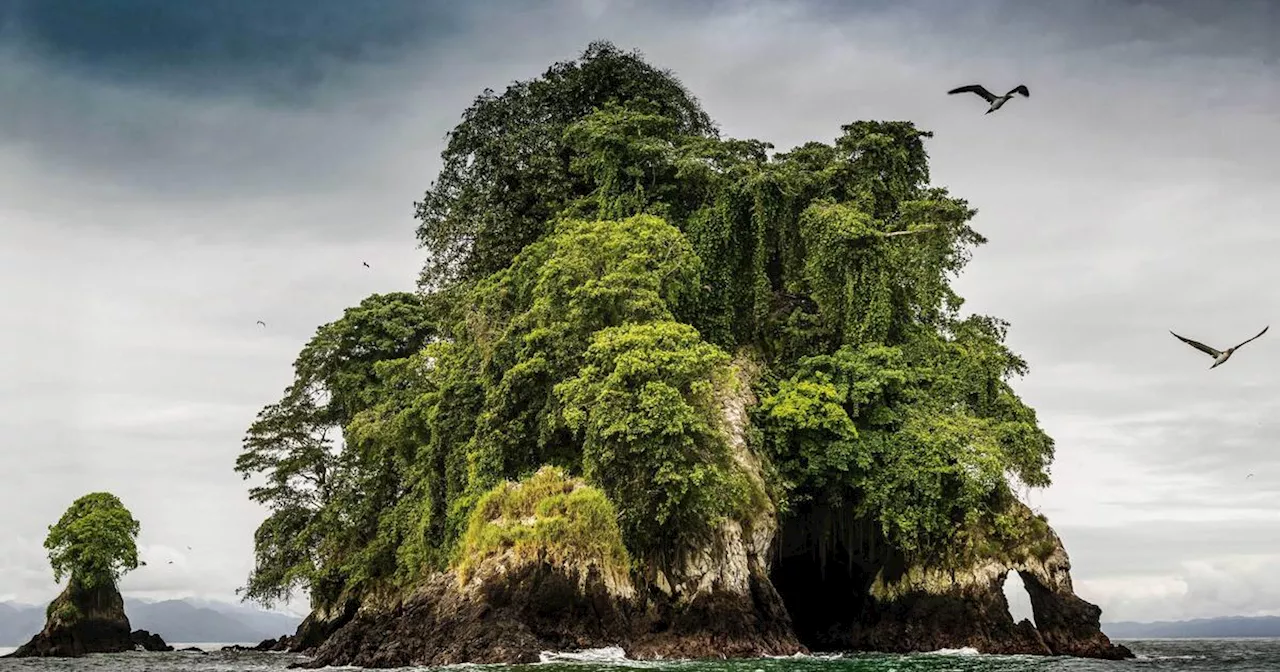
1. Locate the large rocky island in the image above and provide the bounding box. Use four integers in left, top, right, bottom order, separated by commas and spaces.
233, 42, 1133, 667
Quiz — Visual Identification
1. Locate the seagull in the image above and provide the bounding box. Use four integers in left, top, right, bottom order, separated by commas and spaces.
947, 84, 1030, 114
1170, 326, 1269, 369
256, 320, 266, 328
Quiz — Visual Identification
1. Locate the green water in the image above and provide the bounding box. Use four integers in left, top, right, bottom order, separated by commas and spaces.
0, 640, 1275, 671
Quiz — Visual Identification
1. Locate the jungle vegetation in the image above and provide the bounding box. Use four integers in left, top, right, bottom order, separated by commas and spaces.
234, 41, 1055, 611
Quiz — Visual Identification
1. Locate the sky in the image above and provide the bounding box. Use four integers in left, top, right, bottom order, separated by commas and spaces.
1, 0, 1279, 625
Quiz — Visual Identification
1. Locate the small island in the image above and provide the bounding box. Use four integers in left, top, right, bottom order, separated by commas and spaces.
215, 41, 1129, 667
5, 492, 172, 657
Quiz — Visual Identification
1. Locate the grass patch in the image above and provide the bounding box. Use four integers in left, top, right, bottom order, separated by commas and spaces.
454, 466, 631, 588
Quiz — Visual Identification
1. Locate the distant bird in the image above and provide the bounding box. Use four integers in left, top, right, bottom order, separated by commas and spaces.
362, 261, 370, 268
140, 561, 148, 567
1170, 326, 1269, 369
256, 320, 266, 328
167, 560, 174, 564
948, 84, 1030, 114
1247, 473, 1254, 479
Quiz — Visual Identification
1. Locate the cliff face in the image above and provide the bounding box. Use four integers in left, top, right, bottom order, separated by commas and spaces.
286, 357, 1128, 665
809, 503, 1132, 659
6, 580, 133, 657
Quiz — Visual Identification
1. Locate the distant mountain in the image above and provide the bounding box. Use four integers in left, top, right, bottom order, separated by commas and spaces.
0, 603, 44, 648
0, 597, 302, 646
1104, 616, 1280, 639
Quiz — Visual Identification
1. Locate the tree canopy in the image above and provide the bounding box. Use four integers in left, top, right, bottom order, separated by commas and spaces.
44, 492, 141, 590
236, 41, 1056, 611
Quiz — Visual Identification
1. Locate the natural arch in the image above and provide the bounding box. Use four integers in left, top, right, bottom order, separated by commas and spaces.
1003, 570, 1036, 628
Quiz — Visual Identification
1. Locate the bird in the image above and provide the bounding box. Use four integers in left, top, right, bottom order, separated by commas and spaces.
1170, 325, 1269, 369
1247, 473, 1254, 479
947, 84, 1031, 114
256, 320, 266, 328
167, 560, 174, 564
362, 261, 370, 268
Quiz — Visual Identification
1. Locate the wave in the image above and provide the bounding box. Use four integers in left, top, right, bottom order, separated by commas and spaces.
920, 647, 981, 656
539, 647, 634, 664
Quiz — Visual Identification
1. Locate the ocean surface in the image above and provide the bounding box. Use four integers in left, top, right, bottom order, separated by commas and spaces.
0, 640, 1276, 671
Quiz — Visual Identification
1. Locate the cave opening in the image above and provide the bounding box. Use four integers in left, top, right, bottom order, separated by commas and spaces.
769, 504, 887, 650
1003, 570, 1037, 628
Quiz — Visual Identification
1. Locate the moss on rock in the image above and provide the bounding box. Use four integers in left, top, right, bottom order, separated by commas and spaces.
455, 466, 632, 594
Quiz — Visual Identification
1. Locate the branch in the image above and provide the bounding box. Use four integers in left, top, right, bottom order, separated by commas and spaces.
884, 225, 939, 238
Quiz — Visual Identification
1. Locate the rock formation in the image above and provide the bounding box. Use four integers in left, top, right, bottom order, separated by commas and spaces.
777, 500, 1132, 659
292, 360, 804, 669
4, 580, 135, 657
131, 629, 173, 652
280, 359, 1129, 666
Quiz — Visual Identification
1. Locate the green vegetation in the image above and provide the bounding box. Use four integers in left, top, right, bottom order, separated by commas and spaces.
236, 41, 1056, 612
455, 466, 630, 586
44, 492, 141, 591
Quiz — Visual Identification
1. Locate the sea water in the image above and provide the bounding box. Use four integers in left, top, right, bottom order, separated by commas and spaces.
0, 639, 1276, 671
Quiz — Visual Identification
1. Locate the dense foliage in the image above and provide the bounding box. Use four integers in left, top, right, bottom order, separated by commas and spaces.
44, 492, 141, 590
236, 42, 1055, 610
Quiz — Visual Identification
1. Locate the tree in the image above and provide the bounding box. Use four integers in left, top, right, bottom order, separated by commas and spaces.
44, 492, 140, 590
414, 40, 716, 289
234, 291, 438, 607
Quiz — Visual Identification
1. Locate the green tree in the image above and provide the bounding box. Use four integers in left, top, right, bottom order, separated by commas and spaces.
234, 291, 438, 607
414, 41, 716, 289
44, 492, 140, 590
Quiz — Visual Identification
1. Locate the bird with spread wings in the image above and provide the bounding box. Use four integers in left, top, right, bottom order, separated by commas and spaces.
1170, 326, 1269, 369
948, 83, 1030, 114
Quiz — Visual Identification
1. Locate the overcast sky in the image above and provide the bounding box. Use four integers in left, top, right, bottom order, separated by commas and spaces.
1, 0, 1278, 625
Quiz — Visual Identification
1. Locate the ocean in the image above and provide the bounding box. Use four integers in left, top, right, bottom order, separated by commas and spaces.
0, 640, 1275, 671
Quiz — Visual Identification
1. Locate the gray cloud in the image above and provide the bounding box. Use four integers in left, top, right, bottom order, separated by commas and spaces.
2, 0, 1278, 627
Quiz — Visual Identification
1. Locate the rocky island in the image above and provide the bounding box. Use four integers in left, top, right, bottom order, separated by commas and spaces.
232, 41, 1132, 667
4, 492, 172, 658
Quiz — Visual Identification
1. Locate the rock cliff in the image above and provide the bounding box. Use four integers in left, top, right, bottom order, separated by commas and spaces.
283, 358, 1128, 666
821, 503, 1132, 659
4, 580, 134, 658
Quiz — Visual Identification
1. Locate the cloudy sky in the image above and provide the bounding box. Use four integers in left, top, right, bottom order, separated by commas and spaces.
1, 0, 1278, 625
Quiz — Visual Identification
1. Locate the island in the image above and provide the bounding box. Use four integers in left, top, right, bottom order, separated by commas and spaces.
229, 40, 1132, 667
5, 492, 171, 657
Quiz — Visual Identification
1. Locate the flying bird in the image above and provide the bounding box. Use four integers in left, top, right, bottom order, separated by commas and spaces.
362, 261, 370, 268
1170, 325, 1269, 369
256, 320, 266, 328
947, 84, 1030, 114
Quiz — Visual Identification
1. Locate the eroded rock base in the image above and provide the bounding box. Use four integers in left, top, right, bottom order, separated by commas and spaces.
294, 559, 804, 668
5, 582, 134, 658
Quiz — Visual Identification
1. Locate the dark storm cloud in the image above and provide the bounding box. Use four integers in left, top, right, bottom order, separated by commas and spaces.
0, 0, 464, 101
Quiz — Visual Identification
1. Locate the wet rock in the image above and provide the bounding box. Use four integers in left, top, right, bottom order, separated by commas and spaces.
130, 629, 173, 651
4, 581, 135, 657
838, 501, 1133, 660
